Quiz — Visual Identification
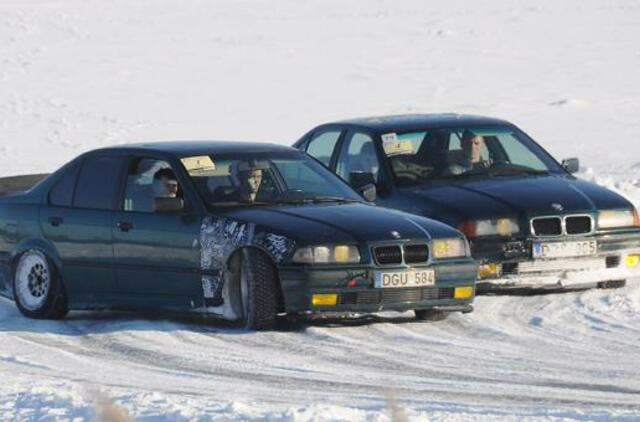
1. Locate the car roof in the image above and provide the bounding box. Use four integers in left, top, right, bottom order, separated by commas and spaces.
327, 113, 512, 133
91, 140, 297, 157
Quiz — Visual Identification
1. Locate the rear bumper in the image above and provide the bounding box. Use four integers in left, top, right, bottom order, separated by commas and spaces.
278, 260, 477, 314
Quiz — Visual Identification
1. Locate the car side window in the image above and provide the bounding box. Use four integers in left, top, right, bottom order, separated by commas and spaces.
305, 130, 341, 167
49, 162, 80, 207
336, 132, 380, 184
73, 155, 123, 210
123, 158, 182, 212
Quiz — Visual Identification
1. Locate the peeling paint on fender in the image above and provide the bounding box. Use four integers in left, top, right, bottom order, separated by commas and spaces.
199, 216, 295, 318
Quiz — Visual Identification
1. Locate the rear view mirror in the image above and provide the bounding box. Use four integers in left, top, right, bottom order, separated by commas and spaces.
154, 197, 184, 213
561, 158, 579, 174
349, 171, 375, 189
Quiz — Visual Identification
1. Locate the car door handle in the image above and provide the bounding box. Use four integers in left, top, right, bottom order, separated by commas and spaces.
48, 216, 63, 226
117, 221, 133, 232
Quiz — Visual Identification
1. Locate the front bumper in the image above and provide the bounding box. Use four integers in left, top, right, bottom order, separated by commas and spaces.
472, 231, 640, 292
278, 259, 477, 314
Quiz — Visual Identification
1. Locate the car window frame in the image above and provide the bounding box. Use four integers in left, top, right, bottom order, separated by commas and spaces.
335, 129, 387, 185
47, 160, 82, 208
116, 154, 199, 215
304, 127, 344, 169
69, 153, 127, 212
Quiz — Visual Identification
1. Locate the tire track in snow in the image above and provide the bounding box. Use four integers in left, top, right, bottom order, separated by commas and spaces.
2, 282, 640, 415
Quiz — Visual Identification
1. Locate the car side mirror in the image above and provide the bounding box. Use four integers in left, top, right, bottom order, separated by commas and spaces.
360, 183, 377, 202
561, 158, 579, 174
349, 171, 377, 202
153, 197, 184, 213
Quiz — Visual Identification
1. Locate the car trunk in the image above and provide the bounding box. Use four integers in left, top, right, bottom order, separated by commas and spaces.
0, 174, 49, 195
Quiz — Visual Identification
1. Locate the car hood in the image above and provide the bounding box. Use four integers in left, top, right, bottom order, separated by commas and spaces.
217, 202, 462, 245
402, 175, 633, 224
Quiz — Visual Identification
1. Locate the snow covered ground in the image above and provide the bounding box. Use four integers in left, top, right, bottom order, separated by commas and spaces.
1, 0, 639, 420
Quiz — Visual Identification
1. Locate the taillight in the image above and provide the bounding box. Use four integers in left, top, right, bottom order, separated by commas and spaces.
633, 207, 640, 227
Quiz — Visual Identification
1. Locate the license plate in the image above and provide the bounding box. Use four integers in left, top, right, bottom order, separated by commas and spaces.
374, 269, 435, 288
532, 240, 597, 259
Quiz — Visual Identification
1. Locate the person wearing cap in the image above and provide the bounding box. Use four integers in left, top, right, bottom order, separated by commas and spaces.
214, 160, 268, 203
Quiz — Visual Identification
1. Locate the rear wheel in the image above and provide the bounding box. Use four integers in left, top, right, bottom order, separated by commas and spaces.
239, 249, 278, 330
414, 308, 449, 322
13, 250, 68, 319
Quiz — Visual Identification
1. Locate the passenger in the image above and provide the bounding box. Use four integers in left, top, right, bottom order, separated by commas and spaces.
152, 168, 179, 198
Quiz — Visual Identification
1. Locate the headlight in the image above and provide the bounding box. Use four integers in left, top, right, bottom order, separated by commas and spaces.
598, 209, 640, 229
292, 245, 361, 264
459, 217, 519, 237
432, 238, 468, 259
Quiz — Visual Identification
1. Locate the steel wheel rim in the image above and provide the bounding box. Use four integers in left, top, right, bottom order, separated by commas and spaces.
15, 251, 50, 311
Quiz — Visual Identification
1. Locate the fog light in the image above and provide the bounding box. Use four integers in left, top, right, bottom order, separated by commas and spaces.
625, 254, 640, 268
478, 262, 501, 279
312, 293, 338, 306
454, 286, 474, 299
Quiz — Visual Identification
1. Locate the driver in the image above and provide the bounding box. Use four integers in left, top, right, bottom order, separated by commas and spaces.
152, 168, 179, 198
461, 131, 491, 169
214, 160, 269, 203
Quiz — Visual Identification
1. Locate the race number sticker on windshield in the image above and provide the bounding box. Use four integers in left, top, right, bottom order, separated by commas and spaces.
381, 132, 413, 156
181, 156, 216, 174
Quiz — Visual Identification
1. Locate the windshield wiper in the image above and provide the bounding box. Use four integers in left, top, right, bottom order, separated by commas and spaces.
437, 167, 549, 180
210, 200, 275, 208
437, 168, 491, 180
271, 196, 360, 204
486, 167, 549, 176
309, 196, 360, 203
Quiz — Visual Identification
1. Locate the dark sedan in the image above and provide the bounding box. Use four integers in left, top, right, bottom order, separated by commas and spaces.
0, 141, 476, 329
294, 114, 640, 292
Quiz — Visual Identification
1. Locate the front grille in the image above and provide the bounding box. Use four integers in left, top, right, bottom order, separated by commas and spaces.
404, 244, 429, 264
532, 217, 561, 236
373, 246, 402, 265
565, 216, 592, 234
373, 243, 430, 265
339, 287, 454, 305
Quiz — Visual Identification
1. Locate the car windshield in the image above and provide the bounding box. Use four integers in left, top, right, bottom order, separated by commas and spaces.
181, 151, 363, 208
384, 125, 565, 187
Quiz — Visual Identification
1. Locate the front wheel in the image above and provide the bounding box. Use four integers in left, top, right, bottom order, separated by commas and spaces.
239, 249, 278, 330
13, 249, 68, 319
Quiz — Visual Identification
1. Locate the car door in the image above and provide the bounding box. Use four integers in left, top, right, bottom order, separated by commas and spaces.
111, 156, 203, 308
40, 154, 123, 302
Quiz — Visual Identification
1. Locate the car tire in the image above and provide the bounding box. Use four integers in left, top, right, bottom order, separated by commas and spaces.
239, 248, 278, 330
13, 249, 68, 319
414, 308, 449, 322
